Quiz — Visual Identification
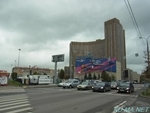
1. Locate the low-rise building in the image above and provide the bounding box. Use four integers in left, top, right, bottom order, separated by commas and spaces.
124, 68, 140, 83
12, 67, 54, 78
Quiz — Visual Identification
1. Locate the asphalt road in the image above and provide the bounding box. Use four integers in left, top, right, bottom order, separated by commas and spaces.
0, 84, 149, 113
23, 84, 148, 113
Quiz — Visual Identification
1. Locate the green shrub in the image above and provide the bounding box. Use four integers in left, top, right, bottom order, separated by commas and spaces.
141, 88, 150, 96
8, 80, 22, 86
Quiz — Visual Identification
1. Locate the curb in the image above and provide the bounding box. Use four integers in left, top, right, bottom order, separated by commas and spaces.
22, 84, 58, 89
0, 84, 58, 90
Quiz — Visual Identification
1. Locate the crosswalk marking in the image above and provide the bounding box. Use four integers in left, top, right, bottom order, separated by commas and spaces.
0, 94, 28, 98
0, 98, 29, 105
6, 107, 33, 113
0, 101, 29, 108
0, 90, 33, 113
0, 104, 30, 111
0, 96, 28, 102
0, 94, 27, 99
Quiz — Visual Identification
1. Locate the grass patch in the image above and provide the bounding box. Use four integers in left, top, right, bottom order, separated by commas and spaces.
141, 88, 150, 97
8, 80, 23, 86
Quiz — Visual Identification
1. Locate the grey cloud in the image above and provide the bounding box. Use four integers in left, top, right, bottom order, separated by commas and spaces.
0, 0, 150, 74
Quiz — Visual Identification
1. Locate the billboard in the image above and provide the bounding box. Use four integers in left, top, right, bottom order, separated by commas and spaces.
52, 54, 64, 62
75, 57, 116, 74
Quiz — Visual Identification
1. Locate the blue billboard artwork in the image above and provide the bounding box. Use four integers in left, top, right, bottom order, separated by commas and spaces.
75, 57, 116, 74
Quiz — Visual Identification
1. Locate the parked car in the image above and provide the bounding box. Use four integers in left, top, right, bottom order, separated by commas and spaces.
94, 80, 102, 85
63, 79, 80, 88
110, 81, 119, 89
77, 82, 93, 90
58, 81, 68, 87
92, 82, 111, 92
117, 82, 134, 93
133, 80, 137, 84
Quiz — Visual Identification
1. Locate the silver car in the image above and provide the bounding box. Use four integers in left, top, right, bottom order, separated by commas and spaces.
63, 79, 80, 88
77, 82, 93, 90
58, 81, 68, 87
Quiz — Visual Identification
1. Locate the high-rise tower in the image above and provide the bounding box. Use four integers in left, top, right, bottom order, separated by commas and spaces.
104, 18, 126, 78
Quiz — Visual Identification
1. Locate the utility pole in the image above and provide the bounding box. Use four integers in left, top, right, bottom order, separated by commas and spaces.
146, 37, 150, 67
140, 36, 150, 76
146, 36, 150, 75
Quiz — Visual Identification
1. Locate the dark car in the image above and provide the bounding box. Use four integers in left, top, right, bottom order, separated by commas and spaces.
92, 82, 111, 92
110, 81, 119, 89
117, 82, 134, 93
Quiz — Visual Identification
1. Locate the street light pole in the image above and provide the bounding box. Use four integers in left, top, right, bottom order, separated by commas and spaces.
18, 48, 21, 67
15, 60, 16, 67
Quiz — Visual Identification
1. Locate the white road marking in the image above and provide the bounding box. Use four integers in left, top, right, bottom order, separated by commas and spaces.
6, 107, 33, 113
0, 104, 31, 111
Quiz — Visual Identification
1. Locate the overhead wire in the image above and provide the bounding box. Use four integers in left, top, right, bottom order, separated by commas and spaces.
124, 0, 146, 51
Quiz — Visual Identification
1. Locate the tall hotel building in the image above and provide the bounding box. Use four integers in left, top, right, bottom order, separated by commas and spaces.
104, 18, 126, 72
69, 18, 126, 79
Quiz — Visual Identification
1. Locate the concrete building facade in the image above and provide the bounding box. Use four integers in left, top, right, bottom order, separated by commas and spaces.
69, 18, 126, 79
125, 68, 140, 83
69, 39, 105, 78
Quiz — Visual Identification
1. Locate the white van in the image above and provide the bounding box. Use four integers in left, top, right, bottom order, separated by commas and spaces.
29, 75, 39, 85
38, 75, 53, 84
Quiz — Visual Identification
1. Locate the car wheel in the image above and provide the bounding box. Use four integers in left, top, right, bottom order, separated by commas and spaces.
77, 88, 80, 90
93, 90, 95, 92
110, 88, 111, 91
63, 87, 65, 89
117, 90, 120, 93
133, 89, 134, 92
85, 87, 88, 90
103, 89, 106, 92
69, 85, 72, 88
132, 89, 134, 92
129, 90, 131, 94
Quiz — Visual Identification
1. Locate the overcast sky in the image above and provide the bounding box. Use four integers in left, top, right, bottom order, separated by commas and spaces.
0, 0, 150, 74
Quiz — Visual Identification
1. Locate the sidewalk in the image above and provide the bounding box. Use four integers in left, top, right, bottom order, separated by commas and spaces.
0, 84, 58, 90
124, 96, 150, 113
112, 96, 150, 113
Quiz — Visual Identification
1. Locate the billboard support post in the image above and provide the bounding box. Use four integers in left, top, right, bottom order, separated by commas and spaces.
54, 62, 57, 84
52, 54, 64, 84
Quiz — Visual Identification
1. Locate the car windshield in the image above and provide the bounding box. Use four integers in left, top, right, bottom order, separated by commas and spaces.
120, 83, 129, 87
63, 81, 68, 83
66, 81, 72, 83
111, 82, 117, 85
81, 82, 88, 85
96, 82, 105, 86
